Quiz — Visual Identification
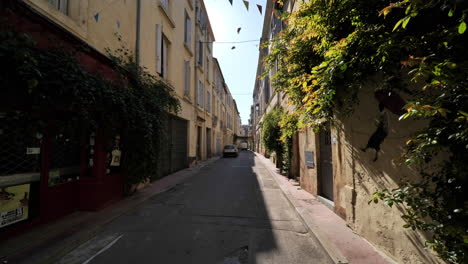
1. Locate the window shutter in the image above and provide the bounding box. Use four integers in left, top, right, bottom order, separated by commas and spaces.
59, 0, 68, 14
184, 61, 190, 96
156, 24, 162, 74
162, 37, 168, 78
187, 17, 192, 45
48, 0, 59, 8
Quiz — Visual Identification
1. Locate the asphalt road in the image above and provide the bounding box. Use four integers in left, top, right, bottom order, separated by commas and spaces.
58, 152, 333, 264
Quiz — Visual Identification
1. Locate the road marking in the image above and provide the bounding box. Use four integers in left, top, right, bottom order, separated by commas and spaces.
82, 234, 124, 264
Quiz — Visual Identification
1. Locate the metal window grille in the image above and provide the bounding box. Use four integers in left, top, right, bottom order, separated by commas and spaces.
0, 113, 42, 179
48, 127, 81, 186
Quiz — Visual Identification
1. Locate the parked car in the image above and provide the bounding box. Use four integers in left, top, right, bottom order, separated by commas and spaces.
223, 145, 238, 157
239, 142, 248, 151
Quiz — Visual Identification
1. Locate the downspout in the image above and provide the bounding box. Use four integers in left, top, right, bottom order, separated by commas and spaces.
135, 0, 141, 67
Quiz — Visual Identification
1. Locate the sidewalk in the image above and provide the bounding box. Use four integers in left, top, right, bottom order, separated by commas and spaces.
255, 152, 395, 264
0, 157, 220, 264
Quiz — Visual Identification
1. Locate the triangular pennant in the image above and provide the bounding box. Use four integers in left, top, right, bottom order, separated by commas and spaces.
237, 27, 241, 34
229, 0, 233, 5
243, 0, 249, 11
94, 13, 99, 22
257, 4, 262, 15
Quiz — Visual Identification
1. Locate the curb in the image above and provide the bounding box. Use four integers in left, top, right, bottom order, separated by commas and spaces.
256, 153, 349, 264
1, 157, 220, 264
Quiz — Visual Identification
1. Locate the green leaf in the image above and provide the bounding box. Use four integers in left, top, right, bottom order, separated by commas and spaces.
403, 224, 410, 228
393, 18, 404, 31
448, 9, 453, 17
402, 16, 411, 29
459, 22, 466, 34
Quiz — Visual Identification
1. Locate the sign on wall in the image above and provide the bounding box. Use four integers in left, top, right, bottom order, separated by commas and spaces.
0, 183, 30, 228
305, 151, 315, 168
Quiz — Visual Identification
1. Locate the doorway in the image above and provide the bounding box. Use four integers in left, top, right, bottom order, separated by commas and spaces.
206, 128, 211, 158
196, 126, 202, 160
318, 127, 334, 201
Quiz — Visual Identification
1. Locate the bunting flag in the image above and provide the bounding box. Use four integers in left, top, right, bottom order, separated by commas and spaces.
243, 0, 249, 11
94, 13, 99, 22
257, 4, 262, 15
229, 0, 233, 5
231, 46, 236, 49
237, 27, 242, 34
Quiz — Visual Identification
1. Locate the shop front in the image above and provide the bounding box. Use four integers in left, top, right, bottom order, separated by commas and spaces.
0, 1, 124, 238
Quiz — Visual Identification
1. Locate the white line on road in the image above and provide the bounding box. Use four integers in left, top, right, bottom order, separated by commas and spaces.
82, 234, 124, 264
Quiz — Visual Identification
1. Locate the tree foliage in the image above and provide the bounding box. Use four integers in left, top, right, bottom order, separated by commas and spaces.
263, 0, 468, 262
0, 30, 180, 189
261, 107, 284, 156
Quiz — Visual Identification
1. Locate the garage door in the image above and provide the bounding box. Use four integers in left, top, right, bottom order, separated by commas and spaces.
170, 117, 188, 173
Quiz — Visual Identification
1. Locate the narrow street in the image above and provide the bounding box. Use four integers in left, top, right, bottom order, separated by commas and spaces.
58, 152, 333, 264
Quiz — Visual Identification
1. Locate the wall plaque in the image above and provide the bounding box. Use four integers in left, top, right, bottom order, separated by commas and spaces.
305, 151, 314, 168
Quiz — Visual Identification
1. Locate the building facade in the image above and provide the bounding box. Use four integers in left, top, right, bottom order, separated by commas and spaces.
0, 0, 240, 236
251, 1, 440, 263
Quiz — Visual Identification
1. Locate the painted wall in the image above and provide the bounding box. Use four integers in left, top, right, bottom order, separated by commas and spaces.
23, 0, 241, 165
333, 84, 440, 264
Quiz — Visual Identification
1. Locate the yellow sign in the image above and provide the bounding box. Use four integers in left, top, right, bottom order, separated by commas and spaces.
0, 184, 30, 228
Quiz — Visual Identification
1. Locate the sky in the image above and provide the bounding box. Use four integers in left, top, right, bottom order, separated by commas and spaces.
204, 0, 267, 125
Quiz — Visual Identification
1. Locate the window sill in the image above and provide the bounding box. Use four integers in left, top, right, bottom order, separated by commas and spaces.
158, 3, 176, 29
196, 64, 204, 73
186, 0, 194, 10
184, 43, 193, 57
183, 94, 192, 104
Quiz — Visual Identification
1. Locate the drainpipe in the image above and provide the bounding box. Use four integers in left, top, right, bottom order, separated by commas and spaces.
135, 0, 141, 67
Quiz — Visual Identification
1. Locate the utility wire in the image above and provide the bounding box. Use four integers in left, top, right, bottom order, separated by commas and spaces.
201, 38, 268, 44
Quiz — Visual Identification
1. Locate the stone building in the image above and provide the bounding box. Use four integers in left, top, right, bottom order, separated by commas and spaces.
251, 1, 440, 263
0, 0, 240, 236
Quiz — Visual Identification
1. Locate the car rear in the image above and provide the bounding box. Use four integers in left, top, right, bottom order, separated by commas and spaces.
223, 145, 238, 157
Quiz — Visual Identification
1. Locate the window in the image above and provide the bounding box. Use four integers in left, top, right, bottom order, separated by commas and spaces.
197, 41, 203, 66
201, 11, 207, 32
206, 91, 211, 113
156, 25, 169, 78
184, 61, 190, 96
184, 12, 191, 46
48, 0, 68, 15
197, 80, 204, 107
264, 76, 270, 103
206, 58, 210, 80
160, 0, 169, 12
195, 2, 201, 24
212, 93, 215, 114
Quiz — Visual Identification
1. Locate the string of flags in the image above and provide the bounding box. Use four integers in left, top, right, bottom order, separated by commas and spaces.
228, 0, 263, 15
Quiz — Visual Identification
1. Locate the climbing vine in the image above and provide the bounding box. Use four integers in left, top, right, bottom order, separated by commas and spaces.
261, 107, 284, 167
0, 29, 179, 190
263, 0, 467, 262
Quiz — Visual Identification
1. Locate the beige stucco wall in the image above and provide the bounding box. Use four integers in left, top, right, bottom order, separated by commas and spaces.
24, 0, 239, 164
334, 84, 441, 264
298, 128, 319, 195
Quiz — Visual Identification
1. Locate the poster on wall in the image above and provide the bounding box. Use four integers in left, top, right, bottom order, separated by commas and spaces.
0, 184, 30, 228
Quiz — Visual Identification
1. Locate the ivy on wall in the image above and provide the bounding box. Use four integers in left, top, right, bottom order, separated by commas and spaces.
0, 29, 179, 189
261, 107, 283, 166
263, 0, 467, 263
